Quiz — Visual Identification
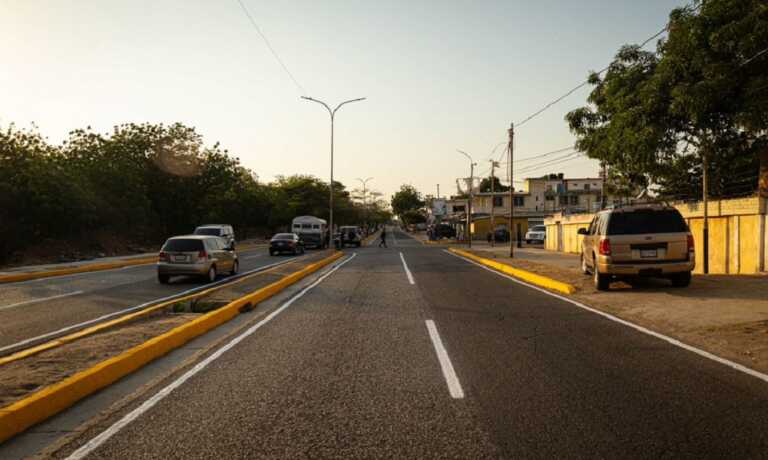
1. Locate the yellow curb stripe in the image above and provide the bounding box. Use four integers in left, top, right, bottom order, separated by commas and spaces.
0, 260, 287, 368
0, 251, 343, 444
0, 244, 269, 284
449, 248, 576, 295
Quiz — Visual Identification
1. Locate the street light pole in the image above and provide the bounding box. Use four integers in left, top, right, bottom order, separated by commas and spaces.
356, 176, 374, 231
508, 123, 515, 258
302, 96, 366, 246
457, 150, 477, 248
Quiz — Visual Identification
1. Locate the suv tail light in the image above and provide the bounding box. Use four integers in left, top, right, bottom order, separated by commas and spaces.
198, 250, 208, 260
687, 234, 695, 252
158, 251, 168, 262
598, 238, 611, 256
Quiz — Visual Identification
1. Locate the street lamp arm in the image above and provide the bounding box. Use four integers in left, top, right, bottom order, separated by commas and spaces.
333, 97, 367, 116
456, 149, 475, 164
301, 96, 332, 116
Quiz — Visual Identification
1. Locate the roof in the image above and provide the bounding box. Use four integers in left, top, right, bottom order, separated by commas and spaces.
167, 234, 219, 240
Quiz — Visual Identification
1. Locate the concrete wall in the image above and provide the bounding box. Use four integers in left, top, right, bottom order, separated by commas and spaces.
544, 197, 768, 274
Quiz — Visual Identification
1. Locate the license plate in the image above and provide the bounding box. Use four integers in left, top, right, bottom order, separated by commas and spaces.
640, 249, 657, 258
172, 255, 188, 263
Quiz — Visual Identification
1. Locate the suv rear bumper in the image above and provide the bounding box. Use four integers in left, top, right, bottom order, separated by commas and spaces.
597, 260, 694, 276
157, 261, 212, 276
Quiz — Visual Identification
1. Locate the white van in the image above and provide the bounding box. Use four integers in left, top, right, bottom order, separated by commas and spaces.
291, 216, 328, 249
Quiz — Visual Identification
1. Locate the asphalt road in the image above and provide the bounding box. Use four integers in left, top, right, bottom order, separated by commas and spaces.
13, 228, 768, 458
0, 247, 301, 353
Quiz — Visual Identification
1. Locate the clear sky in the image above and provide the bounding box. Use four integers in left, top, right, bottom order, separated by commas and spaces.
1, 0, 686, 200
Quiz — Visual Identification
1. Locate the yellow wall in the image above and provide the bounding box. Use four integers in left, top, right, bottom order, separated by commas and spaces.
544, 197, 767, 274
471, 217, 529, 240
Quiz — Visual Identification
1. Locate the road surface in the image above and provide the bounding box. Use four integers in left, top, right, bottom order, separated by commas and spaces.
0, 247, 300, 354
6, 228, 768, 458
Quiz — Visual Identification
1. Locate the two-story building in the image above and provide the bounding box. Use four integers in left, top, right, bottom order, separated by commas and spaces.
444, 173, 610, 239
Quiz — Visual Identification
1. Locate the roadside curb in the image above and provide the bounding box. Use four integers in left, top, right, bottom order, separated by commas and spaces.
0, 251, 344, 444
448, 248, 576, 295
0, 243, 269, 285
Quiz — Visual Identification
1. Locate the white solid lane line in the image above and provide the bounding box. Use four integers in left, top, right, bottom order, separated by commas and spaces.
0, 291, 85, 312
425, 320, 465, 399
66, 253, 357, 460
399, 252, 415, 285
0, 257, 300, 355
443, 249, 768, 386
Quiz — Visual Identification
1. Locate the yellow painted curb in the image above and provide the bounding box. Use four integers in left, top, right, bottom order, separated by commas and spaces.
0, 251, 344, 444
0, 257, 158, 284
0, 244, 269, 285
449, 248, 576, 295
0, 259, 286, 368
423, 239, 458, 245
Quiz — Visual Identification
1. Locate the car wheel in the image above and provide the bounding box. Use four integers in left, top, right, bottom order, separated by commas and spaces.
230, 260, 239, 276
206, 266, 217, 283
580, 255, 590, 275
158, 274, 170, 284
292, 248, 298, 255
269, 250, 275, 256
671, 271, 691, 287
593, 263, 610, 291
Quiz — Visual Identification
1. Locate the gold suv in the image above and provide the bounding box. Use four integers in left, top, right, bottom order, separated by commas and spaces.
577, 205, 695, 290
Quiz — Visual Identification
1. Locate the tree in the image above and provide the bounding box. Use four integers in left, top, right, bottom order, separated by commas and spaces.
566, 0, 768, 199
390, 184, 424, 221
478, 176, 509, 193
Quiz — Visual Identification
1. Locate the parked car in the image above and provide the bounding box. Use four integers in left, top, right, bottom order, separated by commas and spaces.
193, 224, 236, 249
157, 235, 238, 284
335, 226, 362, 248
434, 224, 456, 239
494, 226, 510, 242
269, 233, 305, 256
578, 205, 695, 290
525, 225, 547, 244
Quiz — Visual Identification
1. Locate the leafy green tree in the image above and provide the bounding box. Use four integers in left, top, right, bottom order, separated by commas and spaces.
390, 184, 424, 221
567, 0, 768, 198
478, 176, 509, 193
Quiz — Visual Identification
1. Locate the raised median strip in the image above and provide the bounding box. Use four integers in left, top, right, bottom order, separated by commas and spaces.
0, 250, 344, 444
0, 242, 269, 285
448, 248, 576, 295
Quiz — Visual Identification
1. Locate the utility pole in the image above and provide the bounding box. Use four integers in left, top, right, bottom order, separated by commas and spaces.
457, 150, 476, 248
356, 177, 373, 232
508, 123, 515, 258
489, 160, 498, 247
301, 96, 366, 248
436, 184, 440, 199
600, 162, 607, 210
702, 152, 709, 274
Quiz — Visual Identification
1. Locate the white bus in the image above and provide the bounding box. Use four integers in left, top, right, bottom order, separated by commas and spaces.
291, 216, 328, 249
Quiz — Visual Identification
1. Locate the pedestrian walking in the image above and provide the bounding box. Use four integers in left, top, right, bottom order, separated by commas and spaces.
379, 227, 388, 248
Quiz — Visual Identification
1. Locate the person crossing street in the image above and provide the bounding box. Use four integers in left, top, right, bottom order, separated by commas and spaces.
378, 227, 388, 248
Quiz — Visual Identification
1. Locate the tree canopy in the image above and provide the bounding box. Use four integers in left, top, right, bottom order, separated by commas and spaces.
0, 122, 389, 262
566, 0, 768, 199
390, 184, 425, 224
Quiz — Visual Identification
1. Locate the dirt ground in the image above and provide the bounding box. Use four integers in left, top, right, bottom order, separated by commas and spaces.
0, 250, 333, 408
470, 248, 768, 376
0, 313, 193, 408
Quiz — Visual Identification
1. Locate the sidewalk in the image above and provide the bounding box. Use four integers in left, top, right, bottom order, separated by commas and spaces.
420, 235, 768, 376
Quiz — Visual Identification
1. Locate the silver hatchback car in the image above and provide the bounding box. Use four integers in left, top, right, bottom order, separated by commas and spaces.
157, 235, 238, 284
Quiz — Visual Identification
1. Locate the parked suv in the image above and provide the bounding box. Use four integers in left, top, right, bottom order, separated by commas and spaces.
157, 235, 238, 284
193, 224, 236, 249
578, 205, 694, 290
335, 226, 362, 248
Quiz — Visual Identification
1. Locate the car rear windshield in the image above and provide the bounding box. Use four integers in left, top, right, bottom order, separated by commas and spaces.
531, 225, 546, 232
163, 239, 204, 252
607, 210, 688, 235
194, 228, 221, 236
273, 234, 293, 240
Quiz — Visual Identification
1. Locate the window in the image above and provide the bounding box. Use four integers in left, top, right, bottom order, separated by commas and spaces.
513, 196, 524, 206
606, 209, 688, 235
545, 195, 554, 201
535, 196, 539, 201
163, 239, 204, 252
312, 224, 320, 229
194, 228, 221, 236
567, 195, 578, 205
493, 196, 503, 207
584, 184, 591, 191
546, 185, 553, 192
453, 205, 465, 212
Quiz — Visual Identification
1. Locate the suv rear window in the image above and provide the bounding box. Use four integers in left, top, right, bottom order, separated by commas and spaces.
607, 209, 688, 235
194, 228, 221, 236
163, 239, 204, 252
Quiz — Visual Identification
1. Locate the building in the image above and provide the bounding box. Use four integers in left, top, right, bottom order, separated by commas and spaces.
444, 173, 616, 239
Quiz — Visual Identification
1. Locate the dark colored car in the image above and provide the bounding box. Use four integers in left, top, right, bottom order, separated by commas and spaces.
434, 224, 456, 239
269, 233, 305, 256
335, 226, 363, 248
494, 227, 510, 242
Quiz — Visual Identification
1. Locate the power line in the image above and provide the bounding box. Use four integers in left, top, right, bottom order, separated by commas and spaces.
517, 152, 584, 174
514, 2, 702, 129
235, 0, 307, 96
515, 145, 575, 163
